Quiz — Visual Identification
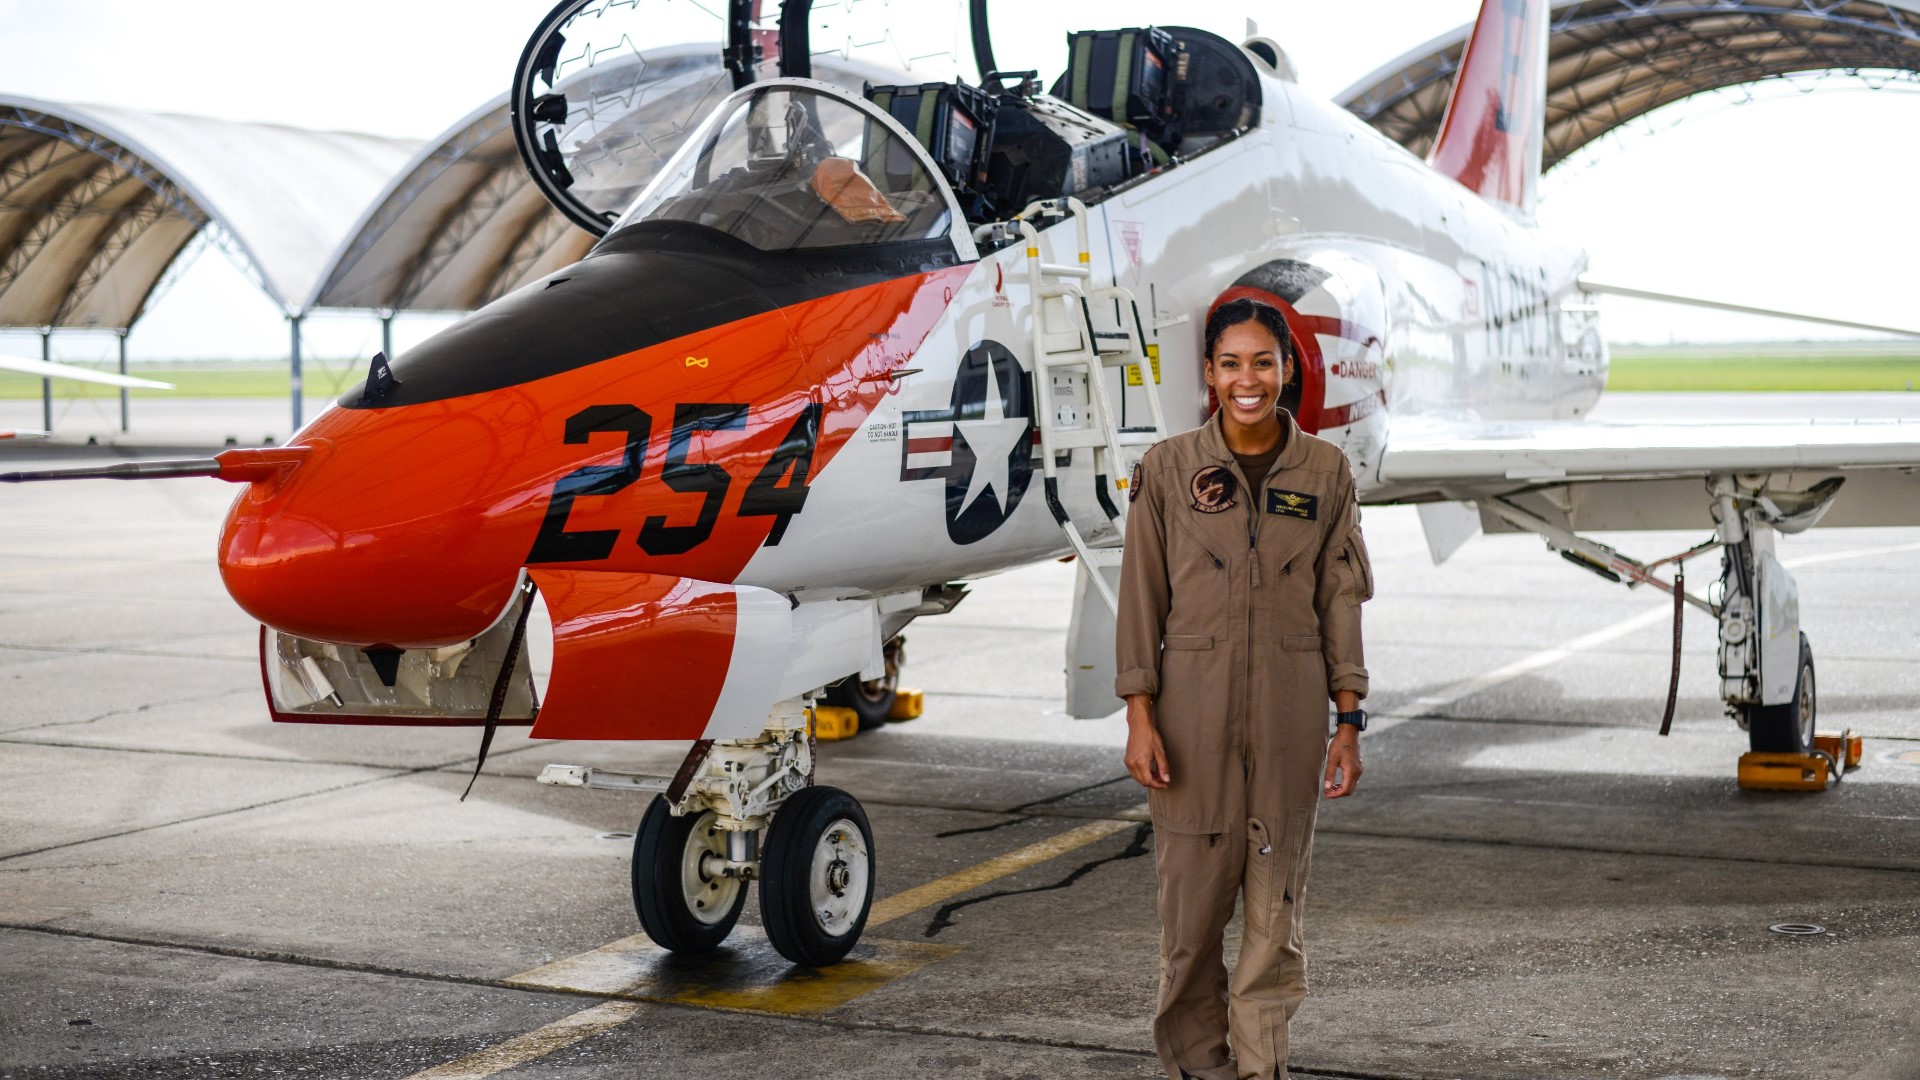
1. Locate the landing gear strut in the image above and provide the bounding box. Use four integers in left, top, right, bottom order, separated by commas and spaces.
1483, 472, 1839, 749
539, 695, 878, 965
822, 636, 904, 734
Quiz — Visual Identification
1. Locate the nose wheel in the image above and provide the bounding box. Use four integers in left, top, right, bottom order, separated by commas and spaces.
758, 785, 875, 967
632, 797, 746, 954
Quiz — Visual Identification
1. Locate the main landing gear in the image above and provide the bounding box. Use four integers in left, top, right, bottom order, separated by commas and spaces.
822, 636, 906, 734
540, 696, 878, 966
1483, 474, 1843, 756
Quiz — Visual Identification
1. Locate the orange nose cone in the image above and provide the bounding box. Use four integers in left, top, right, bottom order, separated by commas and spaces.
216, 431, 520, 649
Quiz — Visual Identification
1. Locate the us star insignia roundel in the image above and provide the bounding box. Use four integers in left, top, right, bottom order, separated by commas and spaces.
899, 340, 1036, 544
1190, 466, 1237, 514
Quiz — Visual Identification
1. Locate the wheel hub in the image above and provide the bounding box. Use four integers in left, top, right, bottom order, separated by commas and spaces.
681, 814, 742, 925
808, 818, 870, 936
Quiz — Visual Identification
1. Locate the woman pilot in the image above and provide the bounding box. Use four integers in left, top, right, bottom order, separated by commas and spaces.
1116, 296, 1373, 1080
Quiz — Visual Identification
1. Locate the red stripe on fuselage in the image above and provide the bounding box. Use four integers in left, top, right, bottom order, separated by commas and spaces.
220, 265, 973, 648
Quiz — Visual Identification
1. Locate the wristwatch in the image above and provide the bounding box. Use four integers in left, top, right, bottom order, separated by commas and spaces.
1334, 708, 1367, 733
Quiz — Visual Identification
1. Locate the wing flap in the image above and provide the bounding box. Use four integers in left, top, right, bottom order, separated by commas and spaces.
1381, 417, 1920, 485
1378, 417, 1920, 531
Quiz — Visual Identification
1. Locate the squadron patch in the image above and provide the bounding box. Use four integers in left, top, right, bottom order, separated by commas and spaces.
1129, 460, 1142, 503
1265, 488, 1318, 520
1190, 466, 1237, 514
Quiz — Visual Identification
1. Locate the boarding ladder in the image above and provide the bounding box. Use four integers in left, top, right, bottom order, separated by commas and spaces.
1005, 198, 1168, 613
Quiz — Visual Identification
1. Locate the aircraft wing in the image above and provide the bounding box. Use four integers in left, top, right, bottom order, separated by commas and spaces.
1375, 415, 1920, 539
1577, 279, 1920, 339
0, 430, 50, 440
0, 354, 174, 390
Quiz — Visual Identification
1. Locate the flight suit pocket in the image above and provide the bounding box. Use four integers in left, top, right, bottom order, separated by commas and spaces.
1245, 816, 1280, 940
1280, 635, 1321, 652
1338, 532, 1374, 604
1279, 804, 1315, 913
1157, 634, 1233, 753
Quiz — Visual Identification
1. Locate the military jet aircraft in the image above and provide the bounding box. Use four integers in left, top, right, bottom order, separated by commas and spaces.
8, 0, 1918, 965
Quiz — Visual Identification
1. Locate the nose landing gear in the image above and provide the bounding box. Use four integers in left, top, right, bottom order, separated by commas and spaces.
544, 695, 878, 966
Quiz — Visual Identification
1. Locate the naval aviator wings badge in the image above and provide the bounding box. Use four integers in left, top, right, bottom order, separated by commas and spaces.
1265, 488, 1318, 520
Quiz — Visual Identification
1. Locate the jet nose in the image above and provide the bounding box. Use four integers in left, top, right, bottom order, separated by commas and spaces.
217, 429, 518, 649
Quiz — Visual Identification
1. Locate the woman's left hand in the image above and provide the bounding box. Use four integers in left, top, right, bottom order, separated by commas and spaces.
1323, 728, 1362, 798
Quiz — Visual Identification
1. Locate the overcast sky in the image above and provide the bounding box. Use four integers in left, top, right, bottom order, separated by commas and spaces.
4, 0, 1919, 365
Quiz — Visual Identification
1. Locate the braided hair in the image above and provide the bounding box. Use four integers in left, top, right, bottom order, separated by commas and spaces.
1204, 297, 1293, 364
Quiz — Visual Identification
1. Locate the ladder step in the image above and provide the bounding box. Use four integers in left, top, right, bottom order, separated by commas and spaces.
1047, 429, 1111, 451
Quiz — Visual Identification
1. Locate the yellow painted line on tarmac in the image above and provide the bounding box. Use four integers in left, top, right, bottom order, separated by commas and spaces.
403, 1000, 641, 1079
865, 815, 1139, 927
404, 807, 1147, 1077
503, 926, 956, 1017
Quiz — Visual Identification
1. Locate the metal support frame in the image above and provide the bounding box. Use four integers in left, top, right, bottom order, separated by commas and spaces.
39, 329, 52, 434
117, 330, 129, 433
288, 315, 304, 433
380, 312, 393, 362
1337, 0, 1920, 171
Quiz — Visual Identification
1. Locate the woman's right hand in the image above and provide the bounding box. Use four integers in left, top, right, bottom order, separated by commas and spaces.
1124, 695, 1171, 789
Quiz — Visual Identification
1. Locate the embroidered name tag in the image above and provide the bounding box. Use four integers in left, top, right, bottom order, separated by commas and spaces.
1265, 489, 1318, 520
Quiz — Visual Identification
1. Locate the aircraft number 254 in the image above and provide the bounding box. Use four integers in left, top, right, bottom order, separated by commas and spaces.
526, 401, 824, 564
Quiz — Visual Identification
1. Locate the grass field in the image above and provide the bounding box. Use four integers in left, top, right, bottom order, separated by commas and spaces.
0, 360, 367, 400
7, 344, 1920, 398
1608, 342, 1920, 392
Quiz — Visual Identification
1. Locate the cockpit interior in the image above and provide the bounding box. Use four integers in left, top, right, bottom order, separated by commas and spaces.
510, 2, 1264, 256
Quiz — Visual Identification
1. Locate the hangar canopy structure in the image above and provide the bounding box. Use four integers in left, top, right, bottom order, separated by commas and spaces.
1338, 0, 1920, 171
305, 43, 745, 322
0, 95, 415, 429
12, 2, 1920, 436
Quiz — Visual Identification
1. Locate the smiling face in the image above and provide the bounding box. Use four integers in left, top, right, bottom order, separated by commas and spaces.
1205, 318, 1290, 440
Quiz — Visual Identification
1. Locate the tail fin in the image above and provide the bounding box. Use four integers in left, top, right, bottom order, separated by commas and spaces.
1428, 0, 1549, 214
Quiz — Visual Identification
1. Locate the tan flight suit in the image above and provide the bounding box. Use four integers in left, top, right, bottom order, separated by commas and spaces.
1116, 409, 1372, 1080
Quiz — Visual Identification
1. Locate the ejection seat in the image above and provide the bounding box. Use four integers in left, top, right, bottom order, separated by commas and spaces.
1052, 25, 1262, 161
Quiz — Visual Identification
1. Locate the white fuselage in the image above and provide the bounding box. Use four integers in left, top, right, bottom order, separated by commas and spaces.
741, 64, 1603, 595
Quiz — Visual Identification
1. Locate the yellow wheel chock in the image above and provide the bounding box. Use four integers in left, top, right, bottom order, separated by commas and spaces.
888, 688, 925, 721
808, 705, 861, 741
1737, 729, 1863, 791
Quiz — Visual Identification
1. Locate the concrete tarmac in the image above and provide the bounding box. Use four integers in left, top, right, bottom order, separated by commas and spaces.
3, 395, 1919, 1079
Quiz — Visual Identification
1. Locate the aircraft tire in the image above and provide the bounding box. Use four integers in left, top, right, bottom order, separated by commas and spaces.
1747, 633, 1815, 754
822, 674, 895, 732
759, 785, 874, 967
632, 797, 746, 954
822, 636, 904, 734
